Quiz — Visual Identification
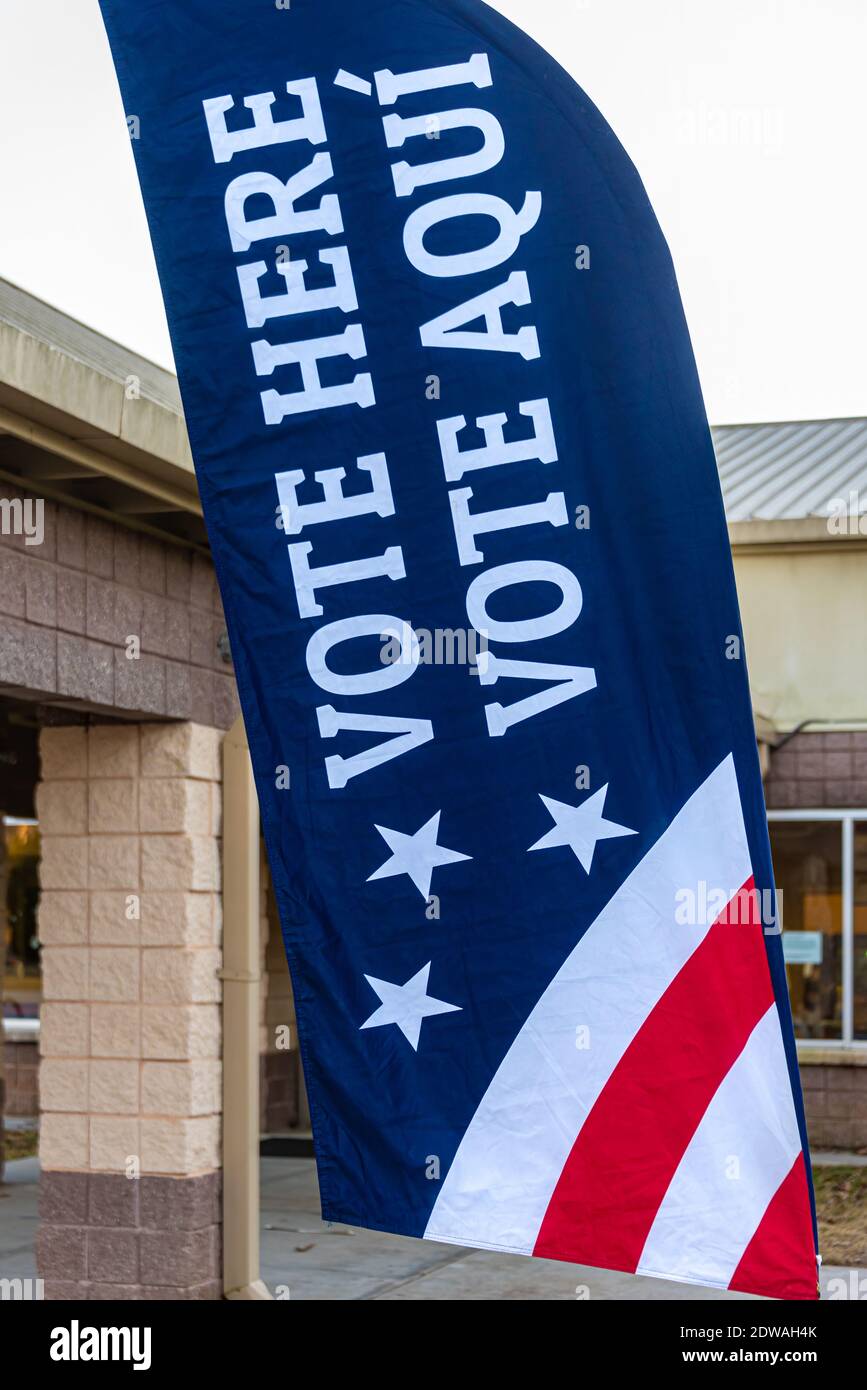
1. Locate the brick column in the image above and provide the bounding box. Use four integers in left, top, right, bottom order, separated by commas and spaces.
35, 722, 224, 1300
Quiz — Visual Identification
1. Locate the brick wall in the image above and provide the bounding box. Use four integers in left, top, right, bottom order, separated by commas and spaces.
35, 722, 224, 1299
765, 731, 867, 809
801, 1058, 867, 1151
0, 486, 239, 727
4, 1039, 39, 1117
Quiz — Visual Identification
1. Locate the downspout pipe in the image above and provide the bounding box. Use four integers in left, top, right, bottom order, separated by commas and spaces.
221, 716, 273, 1300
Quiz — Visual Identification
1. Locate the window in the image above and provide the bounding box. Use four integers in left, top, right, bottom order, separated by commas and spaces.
2, 815, 41, 1014
768, 812, 867, 1046
855, 822, 867, 1041
0, 698, 41, 1016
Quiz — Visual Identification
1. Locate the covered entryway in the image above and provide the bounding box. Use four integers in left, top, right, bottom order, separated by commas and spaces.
0, 278, 239, 1298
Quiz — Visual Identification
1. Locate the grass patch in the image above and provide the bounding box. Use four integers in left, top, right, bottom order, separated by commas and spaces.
2, 1128, 38, 1162
814, 1166, 867, 1267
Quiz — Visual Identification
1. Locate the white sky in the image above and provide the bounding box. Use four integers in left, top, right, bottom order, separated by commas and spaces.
0, 0, 864, 425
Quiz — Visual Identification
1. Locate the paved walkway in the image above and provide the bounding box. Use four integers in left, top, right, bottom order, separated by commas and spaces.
259, 1158, 860, 1300
812, 1150, 867, 1167
0, 1156, 39, 1282
259, 1158, 761, 1300
1, 1155, 861, 1299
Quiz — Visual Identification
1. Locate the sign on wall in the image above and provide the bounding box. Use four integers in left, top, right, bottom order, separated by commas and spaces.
783, 932, 824, 967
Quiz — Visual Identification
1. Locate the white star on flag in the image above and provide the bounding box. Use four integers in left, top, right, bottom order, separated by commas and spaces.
368, 811, 471, 900
529, 784, 637, 873
360, 963, 462, 1050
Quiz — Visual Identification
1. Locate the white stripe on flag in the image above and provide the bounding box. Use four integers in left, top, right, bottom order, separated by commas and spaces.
425, 754, 752, 1253
637, 1003, 801, 1289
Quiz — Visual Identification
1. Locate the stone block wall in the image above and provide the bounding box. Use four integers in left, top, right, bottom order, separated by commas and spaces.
0, 486, 239, 727
765, 730, 867, 810
801, 1056, 867, 1151
35, 721, 224, 1299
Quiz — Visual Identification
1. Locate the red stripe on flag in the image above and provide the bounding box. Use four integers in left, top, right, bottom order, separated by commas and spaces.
534, 879, 774, 1271
728, 1153, 818, 1300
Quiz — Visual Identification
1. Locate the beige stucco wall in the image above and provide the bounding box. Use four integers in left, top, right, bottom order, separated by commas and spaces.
734, 546, 867, 731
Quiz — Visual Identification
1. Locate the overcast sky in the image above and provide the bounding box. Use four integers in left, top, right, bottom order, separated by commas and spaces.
1, 0, 864, 424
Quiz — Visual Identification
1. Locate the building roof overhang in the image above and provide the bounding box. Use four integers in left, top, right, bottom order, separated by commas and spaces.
0, 278, 207, 551
3, 277, 865, 561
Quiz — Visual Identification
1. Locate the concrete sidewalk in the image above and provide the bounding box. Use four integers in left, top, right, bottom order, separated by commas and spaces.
260, 1158, 848, 1301
1, 1155, 860, 1299
259, 1158, 761, 1300
0, 1156, 39, 1282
